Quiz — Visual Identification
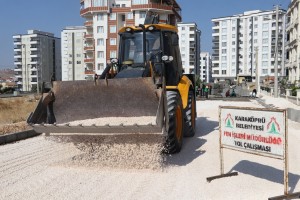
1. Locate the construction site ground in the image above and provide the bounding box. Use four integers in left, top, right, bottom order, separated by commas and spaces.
1, 95, 300, 200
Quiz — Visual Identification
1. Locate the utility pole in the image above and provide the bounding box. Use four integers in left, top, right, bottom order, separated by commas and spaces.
274, 5, 280, 98
22, 44, 28, 92
255, 47, 259, 93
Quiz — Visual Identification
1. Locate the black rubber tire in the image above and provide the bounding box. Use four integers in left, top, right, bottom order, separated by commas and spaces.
184, 90, 196, 137
164, 91, 184, 154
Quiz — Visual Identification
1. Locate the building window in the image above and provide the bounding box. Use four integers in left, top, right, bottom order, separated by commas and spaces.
110, 13, 116, 20
222, 70, 226, 74
110, 38, 116, 45
76, 54, 81, 57
262, 38, 268, 44
222, 49, 227, 54
132, 0, 148, 5
98, 63, 104, 71
222, 35, 227, 40
262, 69, 268, 74
262, 61, 268, 67
127, 12, 133, 19
222, 56, 227, 60
97, 38, 104, 46
110, 50, 117, 58
140, 11, 146, 18
262, 53, 268, 59
222, 42, 227, 47
110, 25, 116, 33
97, 26, 104, 33
97, 14, 104, 21
76, 61, 81, 64
221, 21, 227, 26
97, 51, 104, 58
262, 46, 268, 52
93, 0, 107, 6
262, 23, 269, 30
262, 31, 269, 38
222, 28, 227, 33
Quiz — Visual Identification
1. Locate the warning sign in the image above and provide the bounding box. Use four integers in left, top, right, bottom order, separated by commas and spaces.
220, 106, 286, 158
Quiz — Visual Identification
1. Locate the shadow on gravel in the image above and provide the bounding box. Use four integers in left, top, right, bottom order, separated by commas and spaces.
196, 117, 219, 137
164, 117, 211, 166
229, 160, 300, 193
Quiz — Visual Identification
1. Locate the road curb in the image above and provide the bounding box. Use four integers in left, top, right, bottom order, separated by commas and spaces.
0, 130, 41, 145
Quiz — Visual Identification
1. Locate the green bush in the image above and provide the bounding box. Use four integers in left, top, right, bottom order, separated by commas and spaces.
291, 86, 300, 96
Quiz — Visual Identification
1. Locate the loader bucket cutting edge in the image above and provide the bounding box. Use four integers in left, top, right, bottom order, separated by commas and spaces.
27, 77, 164, 135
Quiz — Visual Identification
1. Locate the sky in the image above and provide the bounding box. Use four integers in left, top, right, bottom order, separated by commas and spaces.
0, 0, 290, 69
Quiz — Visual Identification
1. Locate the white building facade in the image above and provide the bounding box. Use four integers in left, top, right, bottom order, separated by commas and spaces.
13, 30, 61, 92
178, 22, 201, 75
286, 0, 300, 84
200, 52, 212, 82
61, 26, 87, 81
80, 0, 182, 76
212, 9, 286, 83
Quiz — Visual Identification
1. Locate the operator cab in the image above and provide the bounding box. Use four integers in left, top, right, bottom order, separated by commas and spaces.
115, 29, 162, 78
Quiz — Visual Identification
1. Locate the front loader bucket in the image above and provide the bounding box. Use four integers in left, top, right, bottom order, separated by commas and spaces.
27, 77, 164, 135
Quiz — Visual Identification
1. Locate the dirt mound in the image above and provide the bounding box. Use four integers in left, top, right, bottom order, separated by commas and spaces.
0, 121, 31, 135
47, 134, 166, 170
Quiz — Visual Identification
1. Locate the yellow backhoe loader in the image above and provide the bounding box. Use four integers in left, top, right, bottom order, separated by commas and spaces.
27, 13, 196, 153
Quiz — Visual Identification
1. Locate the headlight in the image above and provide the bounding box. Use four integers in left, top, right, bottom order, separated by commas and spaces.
148, 26, 156, 31
125, 27, 133, 32
162, 55, 169, 61
111, 58, 118, 64
161, 55, 173, 62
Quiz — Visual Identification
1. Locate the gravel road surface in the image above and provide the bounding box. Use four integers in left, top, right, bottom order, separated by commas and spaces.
1, 96, 300, 200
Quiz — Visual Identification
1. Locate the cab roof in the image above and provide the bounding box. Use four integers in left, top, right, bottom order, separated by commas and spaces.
119, 24, 178, 34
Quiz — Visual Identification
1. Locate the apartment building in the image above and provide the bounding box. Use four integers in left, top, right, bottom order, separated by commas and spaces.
79, 0, 182, 76
212, 9, 286, 83
13, 30, 61, 92
178, 22, 201, 75
200, 52, 212, 83
61, 26, 88, 81
286, 0, 300, 84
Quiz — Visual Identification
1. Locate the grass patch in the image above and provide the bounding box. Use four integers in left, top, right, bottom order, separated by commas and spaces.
0, 95, 39, 135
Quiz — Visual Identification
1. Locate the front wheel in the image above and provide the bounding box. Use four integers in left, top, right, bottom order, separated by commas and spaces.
164, 91, 184, 154
184, 90, 196, 137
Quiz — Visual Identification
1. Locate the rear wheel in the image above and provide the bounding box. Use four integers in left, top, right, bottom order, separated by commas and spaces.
164, 91, 184, 154
184, 90, 196, 137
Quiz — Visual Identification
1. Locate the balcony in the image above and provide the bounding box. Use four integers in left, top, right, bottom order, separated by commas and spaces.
84, 21, 93, 27
84, 58, 94, 63
14, 41, 22, 45
84, 45, 95, 51
14, 53, 22, 58
131, 3, 181, 21
14, 60, 22, 65
14, 67, 22, 71
85, 70, 94, 75
84, 34, 94, 39
80, 6, 109, 16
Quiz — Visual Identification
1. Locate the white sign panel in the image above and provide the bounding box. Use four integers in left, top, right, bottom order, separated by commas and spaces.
220, 106, 286, 158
